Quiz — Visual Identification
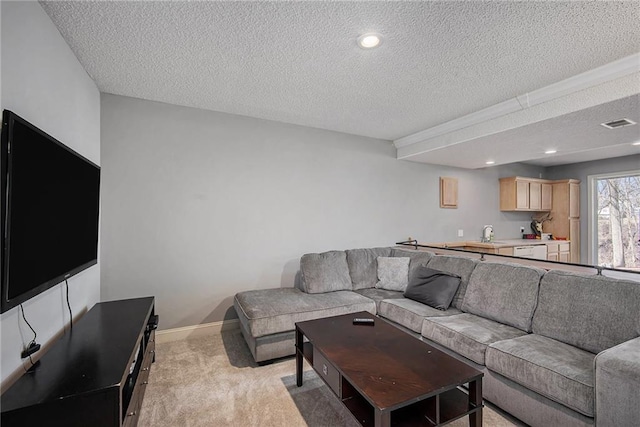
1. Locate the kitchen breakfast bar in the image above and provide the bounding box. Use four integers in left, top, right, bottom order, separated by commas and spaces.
425, 239, 572, 262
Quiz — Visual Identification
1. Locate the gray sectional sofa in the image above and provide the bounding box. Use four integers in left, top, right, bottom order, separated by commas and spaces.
233, 247, 640, 427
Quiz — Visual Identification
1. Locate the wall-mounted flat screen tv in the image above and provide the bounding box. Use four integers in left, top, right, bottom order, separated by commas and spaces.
1, 110, 100, 313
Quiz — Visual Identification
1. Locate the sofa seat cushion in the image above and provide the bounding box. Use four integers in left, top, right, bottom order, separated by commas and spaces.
462, 261, 544, 332
354, 288, 403, 310
486, 334, 595, 416
421, 313, 527, 365
378, 298, 461, 333
346, 247, 392, 290
234, 288, 376, 338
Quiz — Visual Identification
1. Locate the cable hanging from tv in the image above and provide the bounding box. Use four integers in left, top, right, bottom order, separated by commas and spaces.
19, 304, 39, 369
65, 280, 73, 332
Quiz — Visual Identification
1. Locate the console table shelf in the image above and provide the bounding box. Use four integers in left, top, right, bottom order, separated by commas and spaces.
1, 297, 157, 427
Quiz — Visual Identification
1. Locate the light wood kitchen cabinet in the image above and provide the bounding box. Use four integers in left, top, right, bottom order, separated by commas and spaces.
529, 182, 541, 210
547, 242, 570, 262
440, 177, 458, 208
499, 176, 580, 263
497, 247, 514, 256
544, 179, 581, 263
542, 183, 553, 210
569, 218, 580, 263
569, 182, 580, 217
500, 177, 552, 212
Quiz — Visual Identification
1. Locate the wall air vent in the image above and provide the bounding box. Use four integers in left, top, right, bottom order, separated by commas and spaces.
600, 118, 636, 129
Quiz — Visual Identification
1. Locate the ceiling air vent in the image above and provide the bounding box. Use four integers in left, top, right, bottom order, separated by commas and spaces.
600, 118, 636, 129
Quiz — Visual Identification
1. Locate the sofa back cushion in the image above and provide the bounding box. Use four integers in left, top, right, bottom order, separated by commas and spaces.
300, 250, 352, 293
375, 257, 410, 291
346, 247, 392, 290
426, 255, 478, 309
391, 248, 434, 279
462, 262, 545, 332
532, 270, 640, 354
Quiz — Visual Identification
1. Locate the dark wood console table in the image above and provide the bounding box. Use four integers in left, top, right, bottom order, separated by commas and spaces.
1, 297, 157, 427
296, 311, 483, 427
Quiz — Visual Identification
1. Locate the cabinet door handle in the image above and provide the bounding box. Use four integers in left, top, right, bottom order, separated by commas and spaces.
142, 381, 149, 385
142, 367, 149, 371
128, 411, 136, 417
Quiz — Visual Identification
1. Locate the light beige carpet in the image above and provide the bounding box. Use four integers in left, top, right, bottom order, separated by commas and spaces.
138, 330, 520, 426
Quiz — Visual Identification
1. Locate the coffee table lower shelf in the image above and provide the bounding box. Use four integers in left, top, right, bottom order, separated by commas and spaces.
341, 381, 481, 427
298, 342, 482, 427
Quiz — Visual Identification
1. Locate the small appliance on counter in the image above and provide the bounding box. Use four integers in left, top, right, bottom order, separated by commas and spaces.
482, 225, 494, 242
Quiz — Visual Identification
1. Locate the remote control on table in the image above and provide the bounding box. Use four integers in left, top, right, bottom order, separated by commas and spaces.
353, 318, 375, 325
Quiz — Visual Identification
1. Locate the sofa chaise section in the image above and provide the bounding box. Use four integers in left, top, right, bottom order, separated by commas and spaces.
234, 246, 430, 363
234, 288, 375, 362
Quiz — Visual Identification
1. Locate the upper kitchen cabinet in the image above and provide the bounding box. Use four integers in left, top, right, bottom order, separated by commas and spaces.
499, 177, 552, 212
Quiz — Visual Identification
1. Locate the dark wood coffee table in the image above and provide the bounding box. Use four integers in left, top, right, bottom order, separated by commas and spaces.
295, 311, 483, 427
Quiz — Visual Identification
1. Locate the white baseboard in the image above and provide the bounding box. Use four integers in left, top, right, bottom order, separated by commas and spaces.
155, 319, 240, 344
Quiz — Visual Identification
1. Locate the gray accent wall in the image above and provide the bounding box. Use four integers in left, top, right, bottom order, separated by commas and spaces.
100, 94, 543, 330
547, 154, 640, 264
0, 2, 101, 384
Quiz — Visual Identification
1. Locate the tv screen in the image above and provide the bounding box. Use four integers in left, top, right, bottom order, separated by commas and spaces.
1, 110, 100, 313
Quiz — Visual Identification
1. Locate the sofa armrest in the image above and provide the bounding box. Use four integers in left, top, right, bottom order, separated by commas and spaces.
595, 336, 640, 426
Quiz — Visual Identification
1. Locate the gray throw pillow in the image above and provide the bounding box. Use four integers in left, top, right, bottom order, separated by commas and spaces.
404, 265, 461, 310
375, 257, 410, 291
300, 251, 352, 294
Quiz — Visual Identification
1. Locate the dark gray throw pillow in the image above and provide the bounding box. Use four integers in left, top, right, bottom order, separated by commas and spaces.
403, 265, 461, 310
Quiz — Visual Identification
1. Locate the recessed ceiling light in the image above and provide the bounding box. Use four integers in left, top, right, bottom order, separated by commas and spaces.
485, 161, 495, 165
545, 150, 557, 154
357, 33, 381, 49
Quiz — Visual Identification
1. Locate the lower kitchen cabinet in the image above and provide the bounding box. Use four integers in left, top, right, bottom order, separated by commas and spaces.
547, 242, 571, 263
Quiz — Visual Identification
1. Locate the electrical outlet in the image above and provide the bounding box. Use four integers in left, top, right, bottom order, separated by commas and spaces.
457, 229, 464, 237
520, 226, 525, 233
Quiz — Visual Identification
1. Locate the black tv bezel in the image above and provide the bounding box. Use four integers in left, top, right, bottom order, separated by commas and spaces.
1, 110, 100, 314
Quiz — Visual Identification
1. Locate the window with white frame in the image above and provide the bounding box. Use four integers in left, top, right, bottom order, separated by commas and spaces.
588, 171, 640, 270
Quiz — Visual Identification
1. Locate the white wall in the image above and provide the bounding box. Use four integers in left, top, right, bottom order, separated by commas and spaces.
100, 94, 543, 330
0, 2, 100, 385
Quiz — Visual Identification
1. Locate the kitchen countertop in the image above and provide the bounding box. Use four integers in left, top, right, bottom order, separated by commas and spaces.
428, 239, 570, 249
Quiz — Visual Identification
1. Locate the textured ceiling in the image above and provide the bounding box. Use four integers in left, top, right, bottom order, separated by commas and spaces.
40, 1, 640, 167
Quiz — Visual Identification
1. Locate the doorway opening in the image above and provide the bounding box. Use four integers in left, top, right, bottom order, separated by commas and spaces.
588, 171, 640, 271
